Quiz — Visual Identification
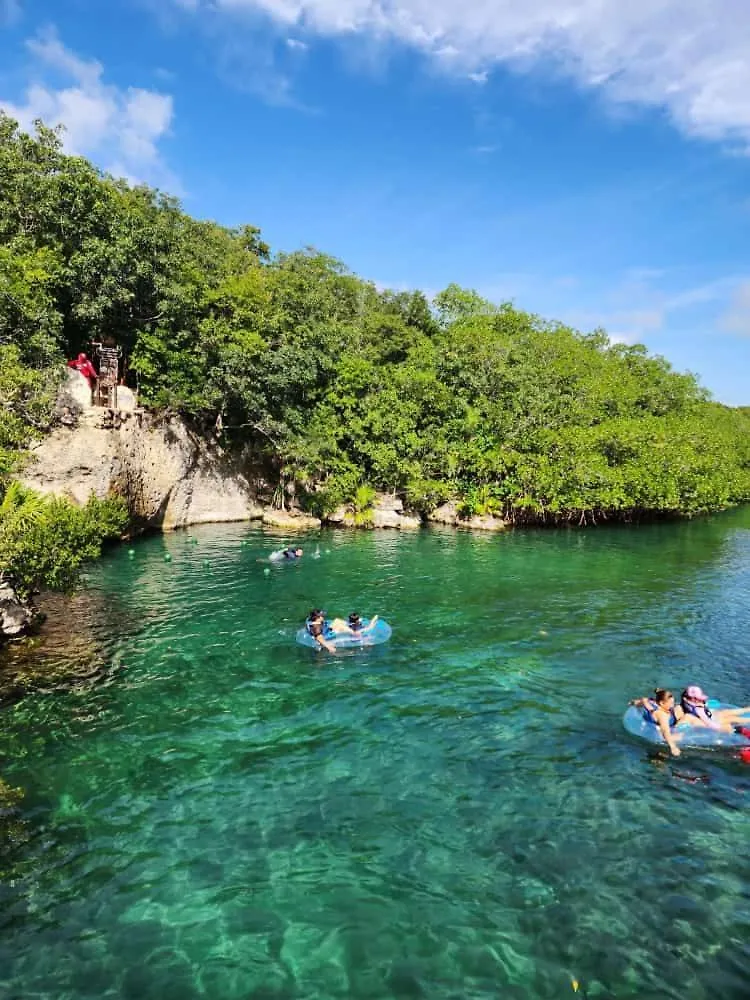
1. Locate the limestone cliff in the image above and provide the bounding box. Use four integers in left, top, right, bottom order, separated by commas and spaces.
20, 370, 264, 531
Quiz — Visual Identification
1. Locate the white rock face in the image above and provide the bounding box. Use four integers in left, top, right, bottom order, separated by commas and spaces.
262, 509, 321, 530
427, 501, 507, 531
372, 506, 421, 529
20, 411, 264, 531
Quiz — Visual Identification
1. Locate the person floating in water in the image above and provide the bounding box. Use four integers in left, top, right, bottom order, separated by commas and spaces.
305, 609, 337, 653
328, 612, 379, 636
630, 687, 750, 756
267, 546, 303, 563
679, 685, 750, 737
629, 689, 685, 756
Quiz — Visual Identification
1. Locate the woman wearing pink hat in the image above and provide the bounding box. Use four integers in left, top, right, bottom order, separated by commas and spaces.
680, 686, 750, 734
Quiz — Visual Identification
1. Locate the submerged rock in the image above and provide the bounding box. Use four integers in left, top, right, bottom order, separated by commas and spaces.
0, 581, 33, 641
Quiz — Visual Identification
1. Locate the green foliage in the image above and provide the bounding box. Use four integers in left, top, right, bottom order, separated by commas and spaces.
349, 484, 377, 527
2, 112, 749, 528
0, 484, 128, 598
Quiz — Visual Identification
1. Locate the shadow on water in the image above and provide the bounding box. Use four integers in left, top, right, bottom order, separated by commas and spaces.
1, 508, 750, 999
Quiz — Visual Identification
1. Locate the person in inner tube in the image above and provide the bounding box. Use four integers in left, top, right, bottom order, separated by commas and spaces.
680, 685, 750, 736
305, 609, 337, 653
629, 689, 685, 756
328, 612, 380, 637
282, 547, 303, 560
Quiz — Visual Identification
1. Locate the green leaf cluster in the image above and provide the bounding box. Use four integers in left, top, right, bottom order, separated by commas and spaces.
0, 483, 128, 599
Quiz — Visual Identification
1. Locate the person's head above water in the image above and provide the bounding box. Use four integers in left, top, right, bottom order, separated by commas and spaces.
683, 685, 708, 705
308, 608, 324, 621
653, 688, 675, 707
294, 548, 303, 557
348, 612, 362, 630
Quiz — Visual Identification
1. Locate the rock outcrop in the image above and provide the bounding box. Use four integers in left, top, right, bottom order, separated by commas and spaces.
262, 509, 321, 530
372, 494, 421, 529
0, 581, 33, 641
21, 371, 263, 531
428, 501, 507, 531
326, 493, 421, 529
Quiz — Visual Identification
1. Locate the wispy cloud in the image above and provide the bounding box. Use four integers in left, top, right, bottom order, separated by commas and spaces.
721, 280, 750, 336
171, 0, 750, 148
559, 270, 748, 345
0, 28, 177, 188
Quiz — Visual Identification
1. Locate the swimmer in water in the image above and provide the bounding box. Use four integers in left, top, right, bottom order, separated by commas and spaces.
329, 612, 380, 635
304, 609, 337, 653
629, 689, 685, 757
679, 685, 750, 736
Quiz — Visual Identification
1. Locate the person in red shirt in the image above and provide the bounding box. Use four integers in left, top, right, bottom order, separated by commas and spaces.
67, 352, 98, 388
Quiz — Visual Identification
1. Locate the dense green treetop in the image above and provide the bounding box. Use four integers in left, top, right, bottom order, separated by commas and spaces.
2, 112, 749, 555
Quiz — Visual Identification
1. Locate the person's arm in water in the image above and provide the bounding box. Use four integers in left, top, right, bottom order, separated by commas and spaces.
315, 634, 337, 653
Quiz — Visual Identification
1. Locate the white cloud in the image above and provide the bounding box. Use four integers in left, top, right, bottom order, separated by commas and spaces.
0, 29, 176, 188
286, 37, 308, 50
175, 0, 750, 147
721, 280, 750, 336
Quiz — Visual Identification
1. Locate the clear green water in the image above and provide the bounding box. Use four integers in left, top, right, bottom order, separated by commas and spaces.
2, 513, 750, 1000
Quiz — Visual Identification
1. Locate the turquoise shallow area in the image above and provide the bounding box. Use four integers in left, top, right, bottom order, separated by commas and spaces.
2, 512, 750, 999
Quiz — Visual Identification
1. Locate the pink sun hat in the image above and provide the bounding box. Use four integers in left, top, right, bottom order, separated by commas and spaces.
685, 685, 708, 702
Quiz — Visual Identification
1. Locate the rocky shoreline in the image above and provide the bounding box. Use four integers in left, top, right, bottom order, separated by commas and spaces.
21, 374, 508, 538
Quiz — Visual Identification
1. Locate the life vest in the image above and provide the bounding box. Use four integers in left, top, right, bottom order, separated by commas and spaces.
305, 617, 332, 639
681, 699, 721, 730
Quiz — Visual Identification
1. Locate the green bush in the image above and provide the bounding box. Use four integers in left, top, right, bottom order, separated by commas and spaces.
0, 483, 128, 598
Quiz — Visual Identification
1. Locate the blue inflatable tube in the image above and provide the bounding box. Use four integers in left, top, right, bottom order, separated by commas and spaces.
623, 700, 750, 749
296, 618, 392, 650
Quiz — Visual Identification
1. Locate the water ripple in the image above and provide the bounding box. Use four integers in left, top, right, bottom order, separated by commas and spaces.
2, 512, 750, 999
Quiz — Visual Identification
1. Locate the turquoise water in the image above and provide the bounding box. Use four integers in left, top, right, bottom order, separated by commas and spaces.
2, 512, 750, 999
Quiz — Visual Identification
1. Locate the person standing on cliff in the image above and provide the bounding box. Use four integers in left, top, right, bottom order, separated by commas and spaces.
67, 353, 98, 390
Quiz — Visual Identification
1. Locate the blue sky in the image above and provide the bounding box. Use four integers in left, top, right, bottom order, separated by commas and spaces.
1, 0, 749, 404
